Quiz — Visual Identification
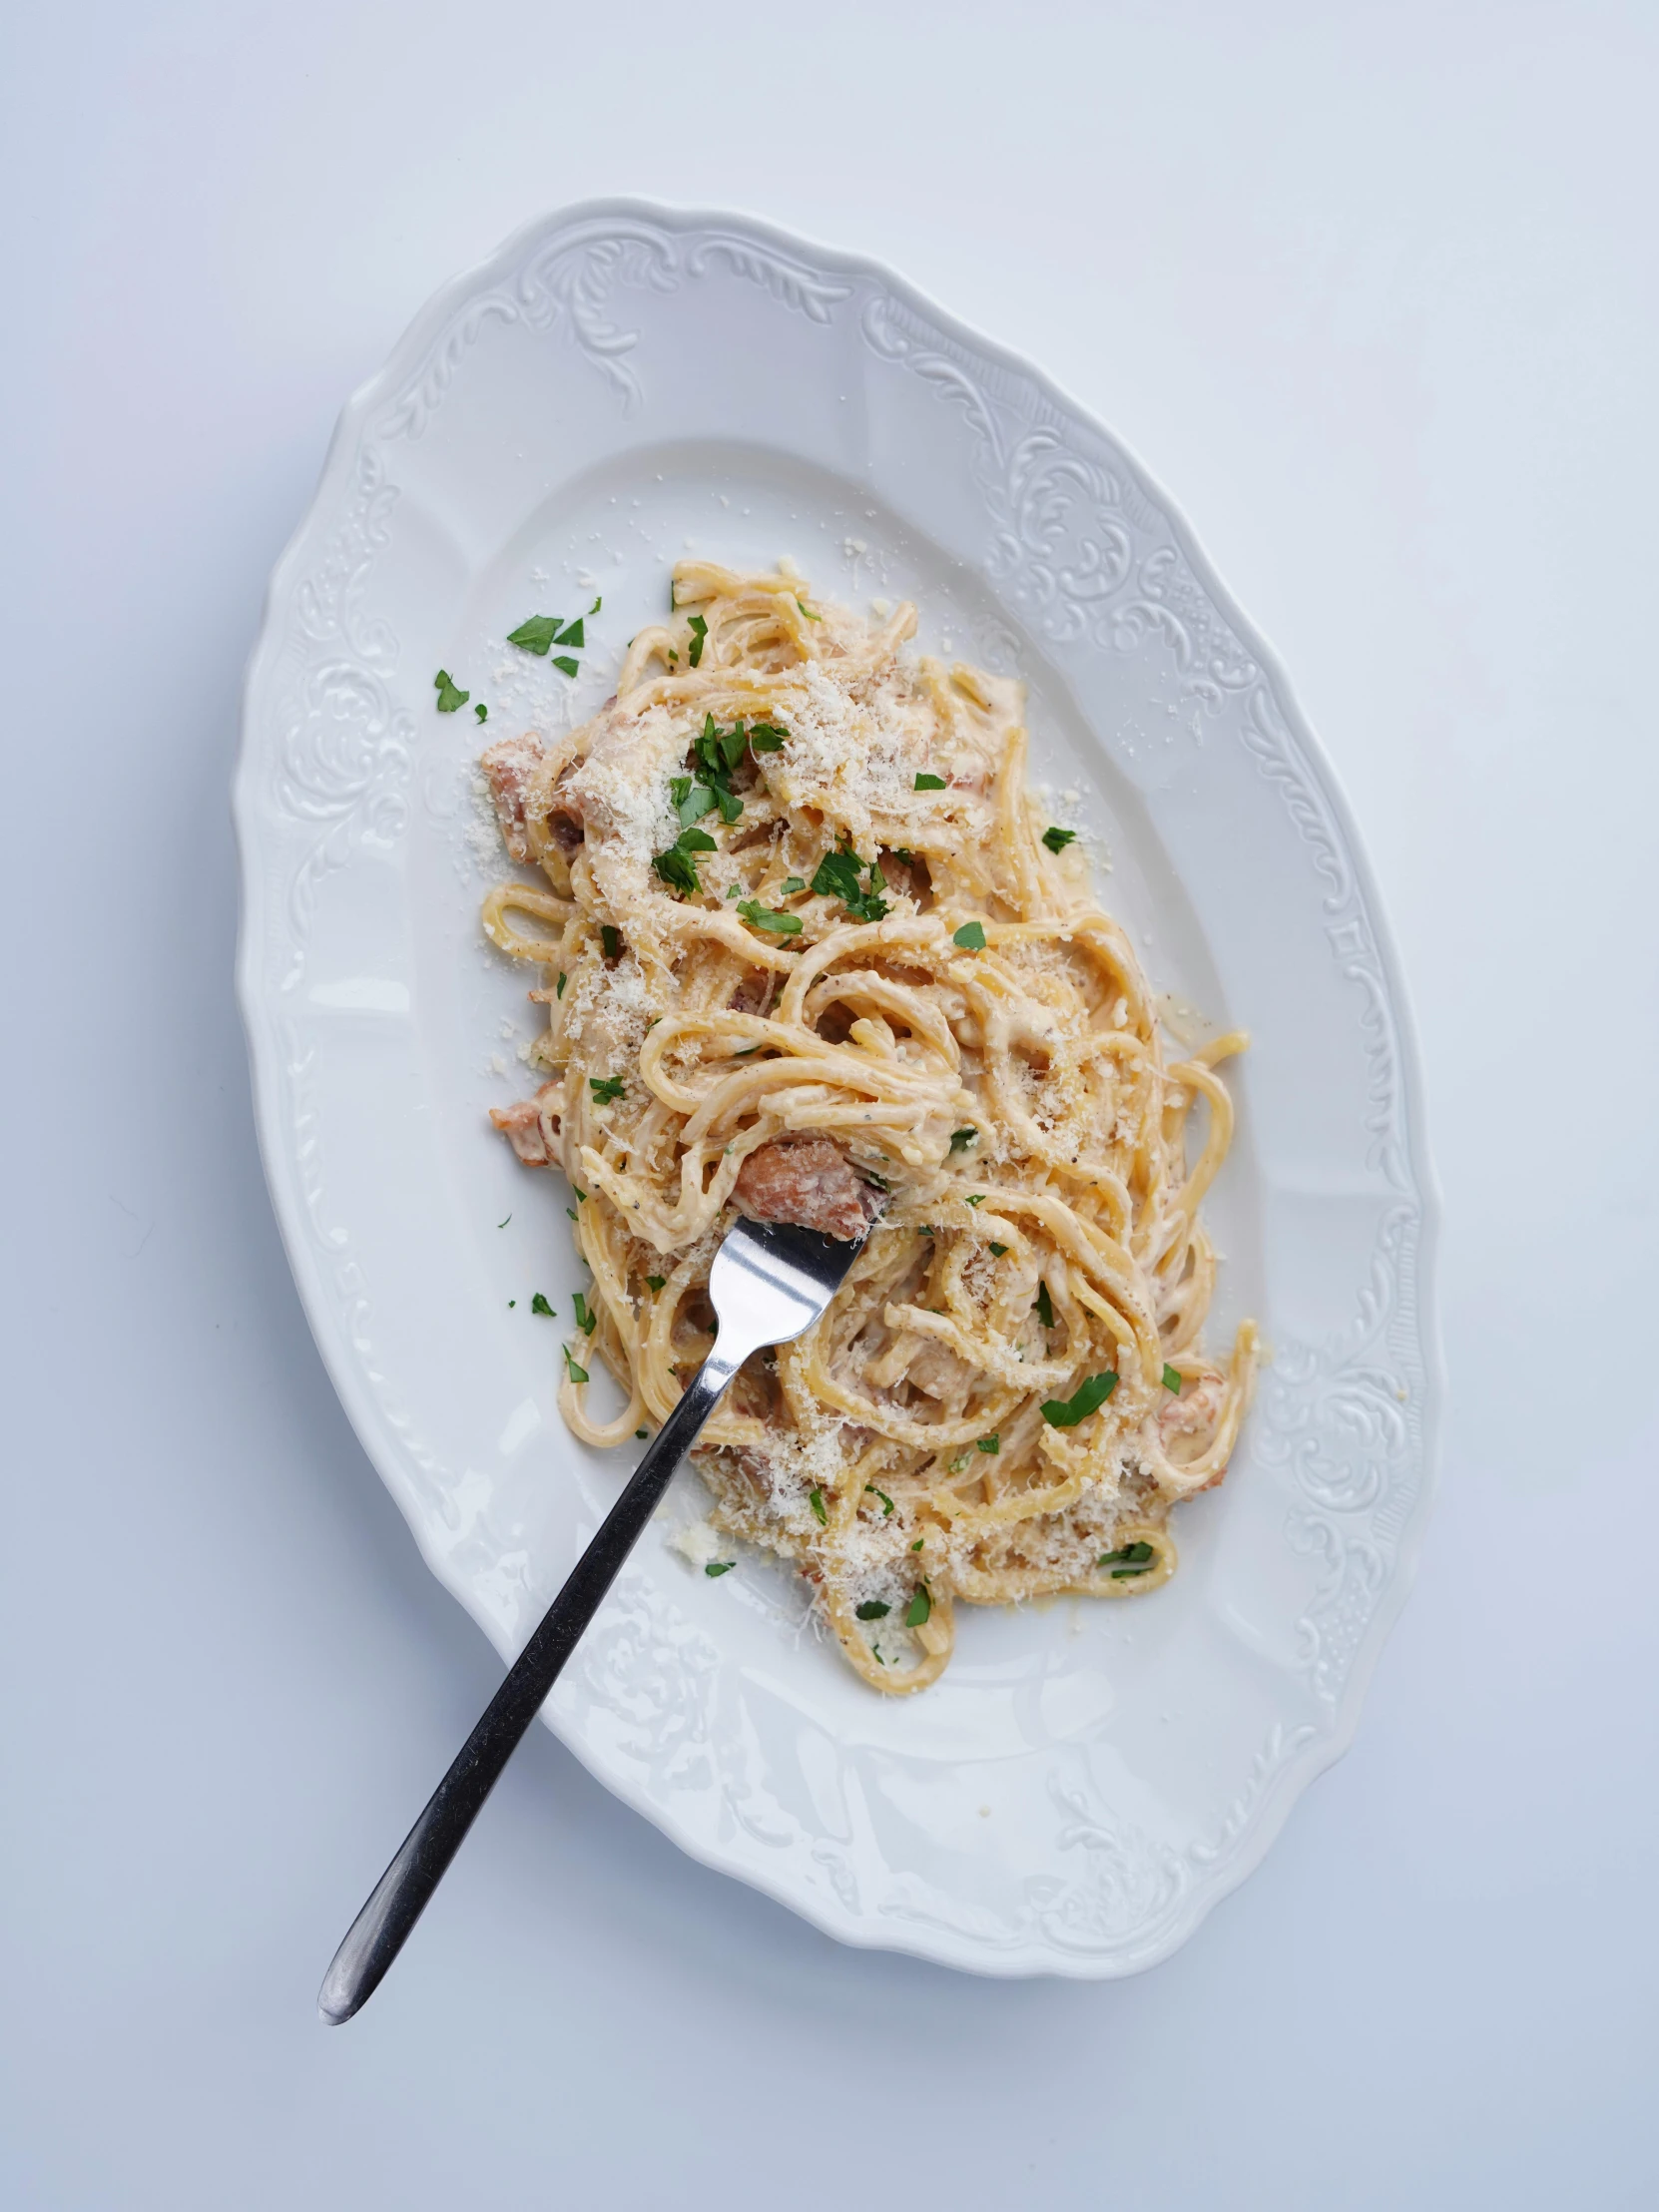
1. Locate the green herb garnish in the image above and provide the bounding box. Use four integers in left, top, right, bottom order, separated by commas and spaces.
797, 599, 821, 621
952, 920, 986, 951
988, 1243, 1007, 1258
600, 924, 622, 960
706, 1561, 736, 1577
811, 845, 888, 922
1162, 1364, 1182, 1393
904, 1584, 931, 1628
964, 1194, 984, 1207
498, 1214, 511, 1228
506, 616, 561, 655
864, 1484, 894, 1517
556, 972, 567, 998
1035, 1282, 1055, 1330
635, 1428, 648, 1439
855, 1599, 890, 1621
433, 669, 468, 712
1100, 1541, 1155, 1569
1042, 826, 1077, 853
949, 1127, 977, 1152
562, 1345, 589, 1384
552, 655, 579, 678
749, 722, 788, 751
646, 1275, 666, 1292
572, 1292, 596, 1333
780, 875, 806, 895
589, 1075, 625, 1103
911, 1537, 924, 1551
809, 1486, 828, 1525
687, 613, 708, 667
474, 703, 488, 722
653, 824, 718, 897
976, 1435, 999, 1454
914, 772, 946, 792
1041, 1372, 1119, 1427
555, 617, 585, 649
530, 1293, 554, 1317
736, 899, 803, 935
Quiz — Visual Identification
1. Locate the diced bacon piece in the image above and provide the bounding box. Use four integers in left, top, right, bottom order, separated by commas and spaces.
480, 735, 547, 863
734, 1136, 881, 1243
489, 1081, 561, 1166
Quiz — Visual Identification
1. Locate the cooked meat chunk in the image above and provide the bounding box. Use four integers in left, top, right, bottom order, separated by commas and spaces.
734, 1136, 881, 1243
489, 1081, 562, 1166
480, 735, 547, 863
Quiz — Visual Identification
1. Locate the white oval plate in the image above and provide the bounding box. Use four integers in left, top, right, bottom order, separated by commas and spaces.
236, 201, 1440, 1976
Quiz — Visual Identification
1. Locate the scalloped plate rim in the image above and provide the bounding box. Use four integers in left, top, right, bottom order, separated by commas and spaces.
234, 196, 1443, 1978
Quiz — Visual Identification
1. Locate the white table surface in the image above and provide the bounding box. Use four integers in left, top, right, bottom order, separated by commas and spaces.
4, 4, 1655, 2205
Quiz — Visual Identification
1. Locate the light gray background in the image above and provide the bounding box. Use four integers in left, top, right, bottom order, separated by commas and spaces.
4, 4, 1655, 2206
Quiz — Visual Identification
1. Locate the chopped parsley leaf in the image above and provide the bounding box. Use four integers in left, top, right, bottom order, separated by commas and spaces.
976, 1434, 1000, 1454
497, 1214, 511, 1229
433, 669, 468, 712
914, 772, 947, 791
949, 1127, 977, 1152
748, 722, 788, 751
474, 702, 488, 722
1035, 1282, 1055, 1330
1042, 826, 1077, 853
736, 899, 804, 935
589, 596, 602, 615
589, 1075, 625, 1103
988, 1243, 1007, 1258
551, 655, 579, 678
671, 776, 716, 830
506, 616, 561, 655
653, 825, 717, 897
706, 1561, 736, 1577
530, 1293, 554, 1317
864, 1484, 894, 1517
892, 848, 914, 864
911, 1537, 924, 1551
964, 1194, 984, 1207
562, 1345, 589, 1384
812, 845, 888, 922
556, 971, 567, 998
952, 920, 987, 951
904, 1584, 932, 1628
1162, 1364, 1183, 1393
555, 617, 585, 649
1041, 1372, 1119, 1427
809, 1486, 828, 1525
1100, 1541, 1155, 1568
635, 1427, 648, 1439
571, 1292, 596, 1334
687, 613, 708, 667
646, 1275, 666, 1292
855, 1599, 890, 1621
600, 923, 622, 960
780, 875, 807, 895
797, 599, 822, 621
507, 1299, 516, 1308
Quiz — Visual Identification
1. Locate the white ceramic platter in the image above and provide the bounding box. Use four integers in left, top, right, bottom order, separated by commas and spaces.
236, 201, 1440, 1976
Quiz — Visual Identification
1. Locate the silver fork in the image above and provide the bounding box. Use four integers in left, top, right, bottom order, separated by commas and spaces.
318, 1214, 863, 2023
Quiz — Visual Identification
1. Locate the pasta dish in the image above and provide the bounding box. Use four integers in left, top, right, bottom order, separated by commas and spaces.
479, 561, 1257, 1692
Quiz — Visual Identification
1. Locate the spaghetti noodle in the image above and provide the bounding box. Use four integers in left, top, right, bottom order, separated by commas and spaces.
480, 562, 1257, 1692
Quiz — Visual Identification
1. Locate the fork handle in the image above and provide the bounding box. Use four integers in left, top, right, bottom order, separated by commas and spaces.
318, 1342, 745, 2024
